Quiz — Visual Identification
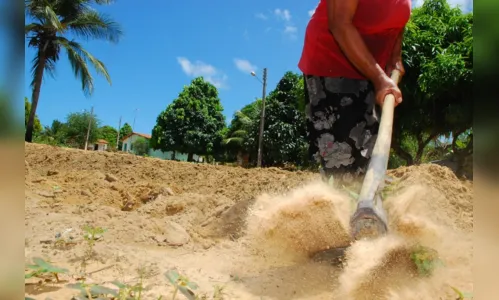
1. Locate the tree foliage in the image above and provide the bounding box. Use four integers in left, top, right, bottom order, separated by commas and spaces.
118, 122, 133, 149
97, 125, 118, 148
34, 120, 68, 146
242, 72, 308, 167
25, 97, 42, 136
393, 0, 473, 165
223, 101, 260, 160
132, 137, 149, 156
63, 111, 100, 149
151, 77, 226, 160
24, 0, 122, 142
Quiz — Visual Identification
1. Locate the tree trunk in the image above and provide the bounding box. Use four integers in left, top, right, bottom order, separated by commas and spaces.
452, 130, 473, 179
25, 50, 46, 142
187, 152, 194, 162
414, 133, 437, 164
171, 151, 176, 160
392, 143, 414, 166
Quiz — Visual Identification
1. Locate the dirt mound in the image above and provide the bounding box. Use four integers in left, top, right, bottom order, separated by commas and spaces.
244, 164, 473, 300
387, 164, 473, 232
24, 143, 473, 299
25, 142, 316, 243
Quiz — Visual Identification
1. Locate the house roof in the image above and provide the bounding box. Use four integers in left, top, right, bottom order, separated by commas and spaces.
96, 139, 108, 144
121, 132, 152, 142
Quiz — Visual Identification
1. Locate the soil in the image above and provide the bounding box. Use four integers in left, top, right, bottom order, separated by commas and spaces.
24, 142, 473, 299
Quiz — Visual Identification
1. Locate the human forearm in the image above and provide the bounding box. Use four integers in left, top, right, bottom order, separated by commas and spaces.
330, 24, 388, 85
390, 30, 404, 60
386, 30, 405, 76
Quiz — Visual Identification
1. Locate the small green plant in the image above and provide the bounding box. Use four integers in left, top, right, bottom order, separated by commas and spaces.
450, 285, 473, 300
380, 178, 399, 200
212, 285, 226, 300
111, 280, 147, 300
25, 257, 69, 282
68, 277, 149, 299
410, 245, 443, 277
67, 282, 119, 299
54, 228, 77, 250
165, 269, 199, 300
83, 224, 106, 247
229, 273, 242, 283
79, 224, 106, 275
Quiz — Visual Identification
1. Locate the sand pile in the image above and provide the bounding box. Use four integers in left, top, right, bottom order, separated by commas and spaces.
245, 164, 473, 299
246, 182, 353, 261
24, 143, 473, 299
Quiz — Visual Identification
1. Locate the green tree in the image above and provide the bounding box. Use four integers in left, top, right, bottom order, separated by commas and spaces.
25, 97, 42, 136
151, 77, 226, 161
118, 122, 133, 149
63, 111, 100, 149
97, 125, 118, 148
132, 137, 149, 156
392, 0, 473, 166
34, 119, 68, 146
245, 72, 308, 167
24, 0, 122, 142
223, 101, 260, 161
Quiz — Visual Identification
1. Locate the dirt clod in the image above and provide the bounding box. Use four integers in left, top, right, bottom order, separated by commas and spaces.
105, 173, 118, 182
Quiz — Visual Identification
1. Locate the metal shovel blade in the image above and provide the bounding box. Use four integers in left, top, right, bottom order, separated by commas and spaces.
350, 196, 389, 241
311, 246, 349, 266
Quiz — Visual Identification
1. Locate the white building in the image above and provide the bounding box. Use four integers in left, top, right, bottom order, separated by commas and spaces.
121, 132, 203, 162
93, 139, 108, 151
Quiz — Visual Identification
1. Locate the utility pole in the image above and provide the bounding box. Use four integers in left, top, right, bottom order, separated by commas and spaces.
256, 68, 267, 168
132, 108, 139, 132
84, 106, 94, 151
116, 116, 122, 149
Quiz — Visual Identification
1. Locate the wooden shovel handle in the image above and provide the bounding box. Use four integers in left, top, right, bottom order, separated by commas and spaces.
356, 69, 402, 206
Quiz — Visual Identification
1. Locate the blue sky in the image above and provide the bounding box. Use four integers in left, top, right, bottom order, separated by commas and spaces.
18, 0, 472, 135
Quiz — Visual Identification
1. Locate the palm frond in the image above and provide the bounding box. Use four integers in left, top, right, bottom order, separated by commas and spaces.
56, 37, 111, 96
56, 37, 94, 96
92, 0, 115, 5
67, 10, 122, 42
29, 54, 41, 88
224, 137, 244, 146
29, 46, 58, 88
234, 111, 253, 127
25, 22, 43, 35
231, 130, 248, 138
26, 2, 64, 31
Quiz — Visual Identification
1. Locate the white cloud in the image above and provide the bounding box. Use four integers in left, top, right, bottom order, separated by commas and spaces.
284, 26, 297, 33
273, 8, 297, 39
233, 58, 257, 74
283, 25, 297, 39
274, 8, 291, 21
255, 13, 267, 20
176, 57, 228, 89
308, 9, 316, 17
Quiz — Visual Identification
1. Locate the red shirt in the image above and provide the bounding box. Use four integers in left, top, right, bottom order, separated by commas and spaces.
298, 0, 412, 79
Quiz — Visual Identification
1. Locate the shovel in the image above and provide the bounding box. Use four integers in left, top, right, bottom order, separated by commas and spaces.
312, 69, 402, 264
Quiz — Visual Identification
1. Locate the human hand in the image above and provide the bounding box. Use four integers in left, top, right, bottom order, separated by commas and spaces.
385, 58, 405, 79
373, 75, 403, 107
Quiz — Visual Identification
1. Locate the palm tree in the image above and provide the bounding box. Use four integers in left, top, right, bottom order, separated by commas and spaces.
24, 0, 123, 142
223, 110, 255, 165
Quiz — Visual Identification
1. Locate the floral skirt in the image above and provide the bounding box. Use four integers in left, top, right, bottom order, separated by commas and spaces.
304, 74, 381, 182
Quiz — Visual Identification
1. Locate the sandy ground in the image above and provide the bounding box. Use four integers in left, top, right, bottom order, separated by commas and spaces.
24, 143, 473, 299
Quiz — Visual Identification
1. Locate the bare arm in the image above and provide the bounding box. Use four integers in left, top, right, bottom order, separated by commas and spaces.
386, 30, 405, 76
391, 30, 404, 60
326, 0, 389, 86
